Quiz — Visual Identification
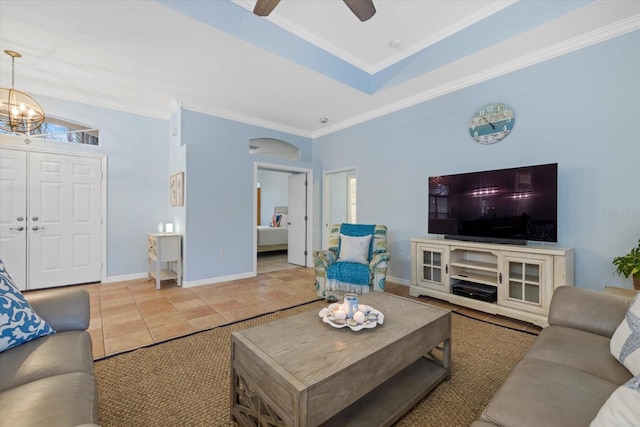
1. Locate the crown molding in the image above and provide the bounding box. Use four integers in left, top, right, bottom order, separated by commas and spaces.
162, 98, 183, 120
367, 1, 517, 74
181, 102, 314, 139
21, 86, 168, 120
232, 0, 516, 75
310, 15, 640, 139
14, 14, 639, 141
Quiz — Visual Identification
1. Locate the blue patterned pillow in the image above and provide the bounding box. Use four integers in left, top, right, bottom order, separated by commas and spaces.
0, 259, 55, 353
610, 292, 640, 375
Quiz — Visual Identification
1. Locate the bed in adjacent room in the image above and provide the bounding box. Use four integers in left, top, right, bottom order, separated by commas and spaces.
257, 206, 288, 252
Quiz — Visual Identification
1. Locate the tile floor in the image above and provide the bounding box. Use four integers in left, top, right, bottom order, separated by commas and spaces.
27, 255, 541, 360
256, 250, 300, 274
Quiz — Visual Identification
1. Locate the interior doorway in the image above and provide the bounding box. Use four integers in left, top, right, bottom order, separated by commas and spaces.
322, 167, 357, 248
254, 162, 313, 275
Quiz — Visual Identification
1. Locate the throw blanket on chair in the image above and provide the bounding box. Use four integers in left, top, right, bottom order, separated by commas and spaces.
327, 262, 371, 293
327, 223, 376, 293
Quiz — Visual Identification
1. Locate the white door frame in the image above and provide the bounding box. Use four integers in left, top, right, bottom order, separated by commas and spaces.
0, 135, 108, 286
254, 162, 313, 274
322, 166, 357, 248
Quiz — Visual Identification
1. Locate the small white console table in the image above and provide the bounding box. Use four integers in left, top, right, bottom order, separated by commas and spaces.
147, 233, 182, 290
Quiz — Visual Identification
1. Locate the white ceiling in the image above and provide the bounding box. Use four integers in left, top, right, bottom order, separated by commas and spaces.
232, 0, 515, 73
1, 0, 639, 138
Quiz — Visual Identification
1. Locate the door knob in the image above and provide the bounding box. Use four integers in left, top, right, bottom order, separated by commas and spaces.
17, 217, 24, 222
9, 226, 24, 231
32, 216, 39, 221
32, 226, 45, 231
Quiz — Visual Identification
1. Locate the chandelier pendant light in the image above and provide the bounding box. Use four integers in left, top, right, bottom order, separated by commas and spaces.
0, 50, 45, 134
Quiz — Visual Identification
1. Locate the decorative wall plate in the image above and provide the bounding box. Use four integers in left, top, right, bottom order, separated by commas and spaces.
469, 103, 515, 144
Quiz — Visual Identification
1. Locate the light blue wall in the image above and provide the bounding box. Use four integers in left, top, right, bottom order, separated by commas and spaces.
181, 111, 313, 282
17, 30, 638, 291
313, 31, 640, 291
22, 95, 170, 278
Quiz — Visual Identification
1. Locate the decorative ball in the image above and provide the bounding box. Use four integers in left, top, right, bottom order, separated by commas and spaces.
353, 311, 365, 324
334, 309, 347, 320
358, 304, 370, 314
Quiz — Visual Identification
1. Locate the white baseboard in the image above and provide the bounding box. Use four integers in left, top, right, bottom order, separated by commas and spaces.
386, 275, 410, 286
182, 271, 255, 288
103, 272, 149, 283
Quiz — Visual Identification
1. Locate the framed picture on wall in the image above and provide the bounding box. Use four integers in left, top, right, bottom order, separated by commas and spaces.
170, 172, 184, 206
175, 172, 184, 206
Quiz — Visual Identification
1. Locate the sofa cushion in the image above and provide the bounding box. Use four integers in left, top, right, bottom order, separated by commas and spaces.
610, 293, 640, 375
590, 374, 640, 427
0, 260, 55, 353
480, 358, 619, 427
0, 330, 94, 392
548, 286, 630, 338
525, 325, 633, 385
0, 372, 99, 427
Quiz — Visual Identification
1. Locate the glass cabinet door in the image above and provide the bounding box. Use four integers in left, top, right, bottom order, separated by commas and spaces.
501, 252, 552, 314
508, 261, 541, 304
422, 250, 442, 283
416, 244, 448, 291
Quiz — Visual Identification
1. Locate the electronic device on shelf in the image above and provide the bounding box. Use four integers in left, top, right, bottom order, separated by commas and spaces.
452, 281, 497, 303
428, 163, 558, 245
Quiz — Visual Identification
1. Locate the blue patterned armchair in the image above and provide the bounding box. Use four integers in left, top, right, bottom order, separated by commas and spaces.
314, 224, 390, 302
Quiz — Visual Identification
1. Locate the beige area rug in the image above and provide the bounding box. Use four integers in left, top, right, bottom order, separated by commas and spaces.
94, 300, 536, 427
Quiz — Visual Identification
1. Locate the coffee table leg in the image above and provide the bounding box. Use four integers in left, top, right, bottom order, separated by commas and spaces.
443, 338, 451, 379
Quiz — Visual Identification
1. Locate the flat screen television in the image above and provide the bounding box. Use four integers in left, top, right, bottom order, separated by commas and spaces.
428, 163, 558, 244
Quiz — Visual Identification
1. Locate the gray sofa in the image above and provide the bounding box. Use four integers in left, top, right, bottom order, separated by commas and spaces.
473, 286, 634, 427
0, 288, 100, 427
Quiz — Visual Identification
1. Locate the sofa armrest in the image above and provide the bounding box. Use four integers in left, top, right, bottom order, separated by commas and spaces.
548, 286, 631, 338
25, 288, 90, 332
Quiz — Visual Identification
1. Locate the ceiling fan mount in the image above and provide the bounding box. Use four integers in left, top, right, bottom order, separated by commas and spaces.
253, 0, 376, 22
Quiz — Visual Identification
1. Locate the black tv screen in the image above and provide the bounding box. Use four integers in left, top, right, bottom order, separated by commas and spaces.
428, 163, 558, 243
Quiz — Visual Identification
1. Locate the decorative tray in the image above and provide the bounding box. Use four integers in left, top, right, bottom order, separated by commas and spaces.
318, 302, 384, 331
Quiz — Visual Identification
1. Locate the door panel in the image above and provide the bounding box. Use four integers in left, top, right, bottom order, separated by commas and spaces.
28, 152, 102, 289
0, 149, 28, 290
288, 173, 307, 266
322, 169, 356, 248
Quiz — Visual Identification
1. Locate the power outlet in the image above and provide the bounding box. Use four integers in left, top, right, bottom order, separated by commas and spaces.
399, 253, 405, 261
220, 250, 226, 260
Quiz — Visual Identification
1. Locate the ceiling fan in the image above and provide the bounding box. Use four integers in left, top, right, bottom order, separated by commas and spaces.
253, 0, 376, 22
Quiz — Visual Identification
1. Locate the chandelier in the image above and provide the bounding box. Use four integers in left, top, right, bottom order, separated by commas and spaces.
0, 50, 45, 134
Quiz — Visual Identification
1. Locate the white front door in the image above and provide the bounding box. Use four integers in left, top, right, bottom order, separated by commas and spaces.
28, 152, 102, 289
287, 172, 307, 266
0, 149, 28, 290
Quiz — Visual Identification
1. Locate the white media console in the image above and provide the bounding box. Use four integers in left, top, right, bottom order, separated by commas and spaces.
410, 237, 574, 327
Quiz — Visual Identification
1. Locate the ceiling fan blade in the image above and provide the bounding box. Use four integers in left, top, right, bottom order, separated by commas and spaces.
343, 0, 376, 22
253, 0, 281, 16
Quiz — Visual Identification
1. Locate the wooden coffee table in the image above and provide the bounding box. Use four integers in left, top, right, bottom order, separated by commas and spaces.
230, 292, 451, 427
